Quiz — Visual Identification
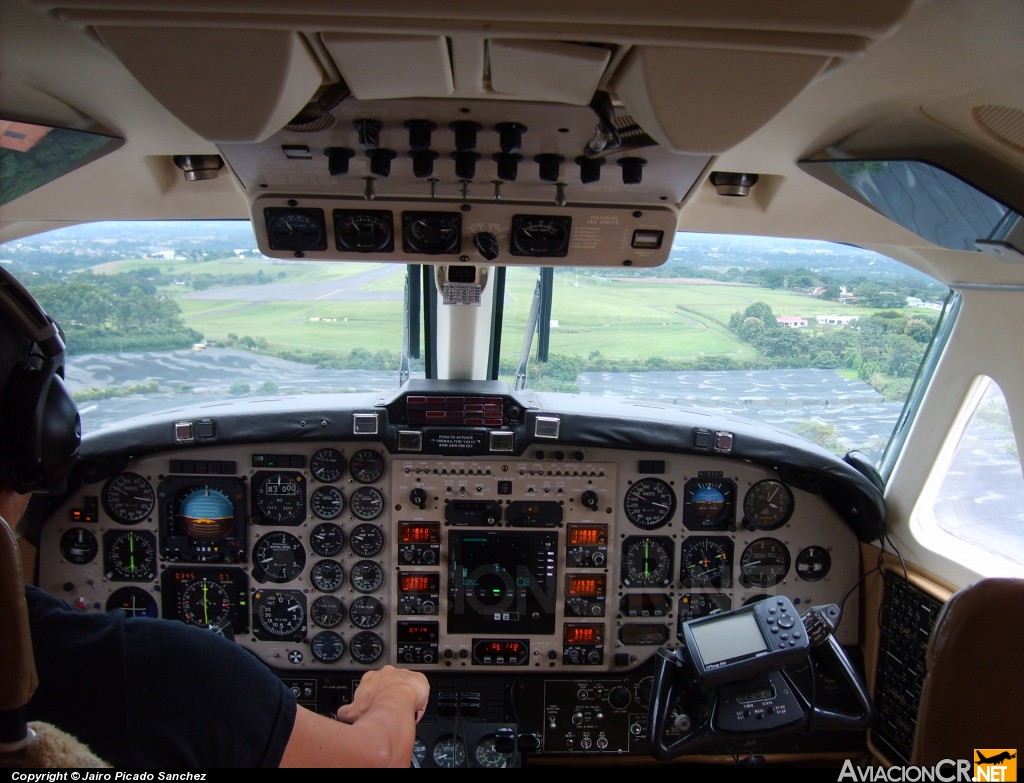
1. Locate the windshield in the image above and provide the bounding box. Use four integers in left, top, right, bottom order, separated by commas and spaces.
1, 221, 949, 464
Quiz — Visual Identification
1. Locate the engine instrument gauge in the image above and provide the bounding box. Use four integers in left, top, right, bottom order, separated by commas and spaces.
309, 522, 345, 557
310, 559, 345, 593
349, 449, 386, 484
349, 595, 384, 629
103, 529, 157, 581
252, 471, 306, 525
310, 595, 345, 628
402, 211, 461, 255
334, 209, 394, 253
682, 478, 736, 531
742, 479, 795, 530
350, 560, 385, 593
623, 477, 677, 530
102, 472, 155, 524
474, 735, 512, 768
739, 537, 791, 588
310, 485, 345, 520
349, 487, 385, 521
349, 524, 385, 557
59, 527, 98, 565
349, 630, 384, 664
311, 630, 346, 663
679, 536, 733, 588
510, 214, 572, 257
264, 207, 327, 252
105, 586, 158, 618
251, 531, 306, 583
253, 589, 306, 640
432, 734, 467, 768
621, 536, 673, 587
795, 545, 832, 582
310, 448, 345, 483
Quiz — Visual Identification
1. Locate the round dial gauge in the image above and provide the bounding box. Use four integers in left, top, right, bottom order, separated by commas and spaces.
103, 529, 157, 581
683, 478, 735, 530
349, 630, 385, 664
252, 531, 306, 583
795, 545, 832, 582
678, 592, 731, 623
413, 739, 428, 767
350, 560, 385, 593
265, 207, 326, 252
432, 735, 467, 768
310, 559, 345, 593
59, 527, 98, 565
311, 630, 346, 663
310, 485, 345, 520
474, 735, 512, 768
349, 487, 385, 521
510, 215, 571, 257
310, 595, 345, 628
402, 212, 461, 255
679, 536, 733, 588
310, 522, 345, 557
349, 524, 384, 557
621, 536, 673, 587
310, 448, 346, 483
349, 595, 384, 629
335, 210, 394, 253
743, 479, 795, 531
101, 472, 155, 525
739, 537, 791, 588
623, 478, 677, 530
253, 471, 306, 525
349, 449, 386, 484
106, 586, 158, 618
179, 577, 234, 630
254, 590, 306, 639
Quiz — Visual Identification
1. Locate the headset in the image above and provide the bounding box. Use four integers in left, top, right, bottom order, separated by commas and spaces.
0, 265, 81, 494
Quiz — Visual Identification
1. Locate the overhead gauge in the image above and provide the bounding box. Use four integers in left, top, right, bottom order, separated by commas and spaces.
253, 589, 307, 641
106, 586, 158, 618
349, 524, 385, 557
679, 536, 733, 588
510, 214, 572, 257
103, 529, 157, 581
623, 477, 677, 530
264, 207, 327, 252
349, 449, 386, 483
310, 448, 346, 483
309, 522, 345, 557
311, 630, 346, 663
349, 487, 385, 521
795, 545, 832, 582
334, 209, 394, 253
349, 630, 384, 664
310, 485, 345, 520
102, 472, 155, 525
59, 527, 98, 565
739, 537, 791, 588
252, 531, 306, 583
742, 479, 795, 531
402, 211, 461, 255
682, 478, 736, 531
252, 471, 306, 526
621, 536, 674, 587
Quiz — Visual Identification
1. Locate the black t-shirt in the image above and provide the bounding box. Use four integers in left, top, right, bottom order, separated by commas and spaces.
24, 586, 298, 767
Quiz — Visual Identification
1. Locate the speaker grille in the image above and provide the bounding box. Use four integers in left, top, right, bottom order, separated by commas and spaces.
972, 104, 1024, 153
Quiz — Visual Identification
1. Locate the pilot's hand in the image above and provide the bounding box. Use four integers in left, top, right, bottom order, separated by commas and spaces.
336, 665, 430, 725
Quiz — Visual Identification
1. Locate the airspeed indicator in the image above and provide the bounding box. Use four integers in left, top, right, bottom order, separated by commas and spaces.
623, 477, 676, 529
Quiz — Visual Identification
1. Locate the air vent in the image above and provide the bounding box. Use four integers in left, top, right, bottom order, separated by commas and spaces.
972, 104, 1024, 154
405, 395, 505, 427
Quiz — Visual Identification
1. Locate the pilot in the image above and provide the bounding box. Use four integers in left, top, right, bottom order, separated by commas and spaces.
0, 267, 429, 767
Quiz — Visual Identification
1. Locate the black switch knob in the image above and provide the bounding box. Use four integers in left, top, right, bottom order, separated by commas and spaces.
581, 490, 599, 510
325, 147, 355, 176
409, 487, 427, 509
618, 156, 647, 184
575, 155, 605, 184
369, 148, 397, 177
535, 153, 565, 182
474, 232, 499, 261
403, 119, 436, 151
353, 119, 383, 150
494, 152, 522, 182
452, 150, 481, 180
495, 121, 527, 153
410, 149, 439, 178
450, 120, 482, 151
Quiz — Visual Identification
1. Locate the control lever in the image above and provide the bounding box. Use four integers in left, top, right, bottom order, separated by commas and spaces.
801, 603, 842, 646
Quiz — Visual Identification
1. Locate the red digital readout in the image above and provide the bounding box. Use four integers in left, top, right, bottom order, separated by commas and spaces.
565, 625, 599, 644
567, 575, 606, 597
400, 523, 439, 543
399, 573, 437, 593
480, 640, 524, 655
568, 526, 605, 545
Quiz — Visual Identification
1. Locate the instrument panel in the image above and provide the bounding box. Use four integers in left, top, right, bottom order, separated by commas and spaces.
39, 442, 861, 674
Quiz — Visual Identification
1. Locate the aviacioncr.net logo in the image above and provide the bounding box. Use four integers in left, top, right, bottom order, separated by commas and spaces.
974, 749, 1017, 782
